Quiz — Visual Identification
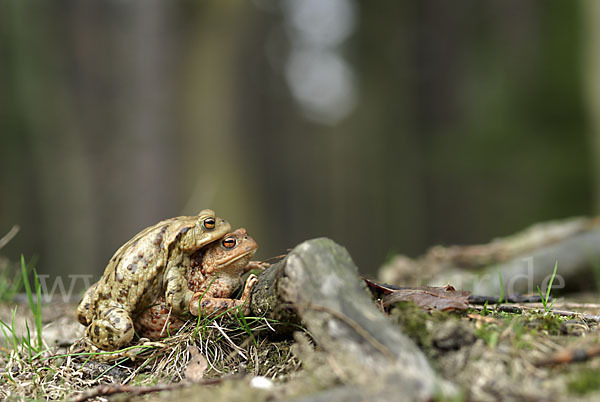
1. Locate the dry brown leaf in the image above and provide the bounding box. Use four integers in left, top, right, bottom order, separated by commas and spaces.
362, 277, 398, 296
382, 284, 471, 311
184, 346, 208, 382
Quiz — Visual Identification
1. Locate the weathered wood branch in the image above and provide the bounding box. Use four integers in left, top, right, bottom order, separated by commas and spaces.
251, 238, 452, 401
429, 228, 600, 297
379, 217, 600, 296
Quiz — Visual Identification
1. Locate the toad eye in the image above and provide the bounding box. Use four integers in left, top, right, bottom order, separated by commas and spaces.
222, 236, 237, 249
203, 217, 216, 230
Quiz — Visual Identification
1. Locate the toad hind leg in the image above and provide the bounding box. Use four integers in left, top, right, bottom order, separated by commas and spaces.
190, 274, 258, 316
85, 307, 135, 351
191, 297, 246, 317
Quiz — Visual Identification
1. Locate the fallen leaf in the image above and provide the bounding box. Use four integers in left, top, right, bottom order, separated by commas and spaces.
184, 346, 208, 382
382, 284, 471, 311
362, 277, 399, 296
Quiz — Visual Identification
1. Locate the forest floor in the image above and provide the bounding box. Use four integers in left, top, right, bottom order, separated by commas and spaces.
2, 292, 600, 401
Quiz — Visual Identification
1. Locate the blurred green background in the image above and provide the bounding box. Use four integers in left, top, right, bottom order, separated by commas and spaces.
0, 0, 597, 282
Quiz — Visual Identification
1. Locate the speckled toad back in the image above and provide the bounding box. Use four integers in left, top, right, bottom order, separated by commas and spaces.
76, 209, 231, 351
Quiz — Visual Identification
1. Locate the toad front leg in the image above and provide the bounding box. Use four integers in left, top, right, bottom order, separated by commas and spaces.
243, 261, 270, 273
189, 274, 258, 316
164, 264, 195, 318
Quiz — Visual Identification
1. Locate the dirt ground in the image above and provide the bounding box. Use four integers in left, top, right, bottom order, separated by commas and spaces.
2, 293, 600, 401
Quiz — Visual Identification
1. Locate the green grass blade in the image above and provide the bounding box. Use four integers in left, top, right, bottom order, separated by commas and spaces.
545, 261, 558, 307
21, 255, 34, 314
33, 267, 43, 350
537, 285, 546, 310
24, 320, 33, 360
481, 300, 489, 316
94, 357, 130, 381
20, 256, 43, 352
0, 324, 12, 355
0, 317, 16, 354
194, 276, 219, 335
11, 307, 20, 353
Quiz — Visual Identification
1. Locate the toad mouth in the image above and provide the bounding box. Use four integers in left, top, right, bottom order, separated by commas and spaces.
215, 249, 256, 268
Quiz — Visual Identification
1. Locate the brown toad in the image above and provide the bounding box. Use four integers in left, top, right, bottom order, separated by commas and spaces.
134, 228, 259, 340
76, 209, 231, 351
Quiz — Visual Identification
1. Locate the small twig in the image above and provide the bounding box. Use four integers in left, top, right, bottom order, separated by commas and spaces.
467, 294, 543, 304
159, 305, 174, 337
539, 302, 600, 310
261, 253, 288, 264
212, 321, 247, 360
69, 378, 222, 402
520, 306, 600, 322
0, 225, 19, 250
496, 305, 522, 314
468, 304, 600, 323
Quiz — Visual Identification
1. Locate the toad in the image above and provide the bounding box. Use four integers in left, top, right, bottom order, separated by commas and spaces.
76, 209, 231, 351
134, 228, 259, 340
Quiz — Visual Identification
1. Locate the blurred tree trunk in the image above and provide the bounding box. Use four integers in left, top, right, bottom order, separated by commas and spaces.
5, 1, 179, 280
6, 2, 97, 279
0, 0, 591, 284
69, 1, 180, 269
583, 0, 600, 213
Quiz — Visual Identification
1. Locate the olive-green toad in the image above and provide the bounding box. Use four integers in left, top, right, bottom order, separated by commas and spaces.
76, 209, 231, 351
